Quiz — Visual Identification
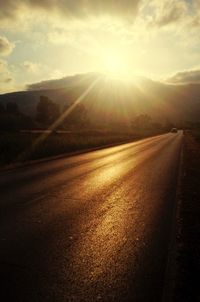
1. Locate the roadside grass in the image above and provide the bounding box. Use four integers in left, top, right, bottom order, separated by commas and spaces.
190, 128, 200, 143
0, 129, 163, 166
174, 130, 200, 301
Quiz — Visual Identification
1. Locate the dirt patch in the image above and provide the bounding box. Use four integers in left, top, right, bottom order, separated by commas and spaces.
173, 130, 200, 301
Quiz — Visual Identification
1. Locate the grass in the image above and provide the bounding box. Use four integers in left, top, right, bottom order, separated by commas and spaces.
190, 128, 200, 143
173, 130, 200, 301
0, 129, 163, 167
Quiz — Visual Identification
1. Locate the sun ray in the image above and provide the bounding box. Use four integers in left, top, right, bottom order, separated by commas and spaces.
17, 76, 101, 161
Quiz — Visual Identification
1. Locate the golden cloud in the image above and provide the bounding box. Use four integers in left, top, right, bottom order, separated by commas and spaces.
167, 69, 200, 84
0, 0, 141, 23
0, 36, 15, 56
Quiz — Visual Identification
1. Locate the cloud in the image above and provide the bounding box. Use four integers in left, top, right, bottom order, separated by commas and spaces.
142, 0, 188, 28
47, 30, 72, 45
27, 76, 70, 90
0, 59, 10, 75
0, 36, 15, 56
187, 0, 200, 28
167, 69, 200, 84
30, 0, 141, 18
0, 0, 199, 39
23, 60, 41, 73
0, 0, 141, 25
0, 0, 198, 40
3, 77, 13, 83
27, 72, 100, 90
0, 59, 14, 92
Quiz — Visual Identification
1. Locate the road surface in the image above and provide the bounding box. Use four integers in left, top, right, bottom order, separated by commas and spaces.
0, 132, 183, 302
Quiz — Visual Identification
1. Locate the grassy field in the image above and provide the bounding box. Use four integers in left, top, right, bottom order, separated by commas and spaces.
0, 129, 163, 167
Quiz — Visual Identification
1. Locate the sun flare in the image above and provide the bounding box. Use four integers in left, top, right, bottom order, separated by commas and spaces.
99, 50, 131, 80
103, 53, 125, 73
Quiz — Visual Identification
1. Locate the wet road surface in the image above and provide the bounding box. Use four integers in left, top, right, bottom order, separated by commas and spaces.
0, 132, 183, 301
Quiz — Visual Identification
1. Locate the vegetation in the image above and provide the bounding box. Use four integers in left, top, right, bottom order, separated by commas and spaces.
0, 129, 163, 166
0, 95, 169, 166
174, 130, 200, 301
36, 96, 60, 126
0, 101, 35, 131
189, 128, 200, 143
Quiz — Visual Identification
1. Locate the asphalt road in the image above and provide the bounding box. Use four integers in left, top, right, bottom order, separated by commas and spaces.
0, 131, 183, 302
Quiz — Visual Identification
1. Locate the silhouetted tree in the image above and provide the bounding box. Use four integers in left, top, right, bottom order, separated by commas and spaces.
152, 122, 162, 130
62, 103, 89, 129
164, 118, 175, 131
132, 114, 152, 130
36, 96, 60, 127
0, 108, 35, 131
0, 103, 5, 113
6, 102, 19, 114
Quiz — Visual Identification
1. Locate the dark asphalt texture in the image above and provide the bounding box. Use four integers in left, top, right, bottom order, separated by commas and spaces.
0, 132, 183, 302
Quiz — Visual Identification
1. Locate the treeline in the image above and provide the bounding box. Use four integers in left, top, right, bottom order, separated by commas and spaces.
0, 95, 179, 132
35, 96, 179, 132
35, 96, 88, 129
0, 102, 35, 131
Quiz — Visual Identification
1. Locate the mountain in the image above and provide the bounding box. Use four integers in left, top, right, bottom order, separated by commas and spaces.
0, 73, 200, 125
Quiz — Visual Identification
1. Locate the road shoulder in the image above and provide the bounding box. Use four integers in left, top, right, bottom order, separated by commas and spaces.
173, 130, 200, 301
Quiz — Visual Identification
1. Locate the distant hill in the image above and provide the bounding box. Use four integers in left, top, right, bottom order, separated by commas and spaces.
0, 73, 200, 126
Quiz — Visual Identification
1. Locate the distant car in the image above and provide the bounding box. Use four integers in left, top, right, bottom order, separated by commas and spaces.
170, 128, 178, 133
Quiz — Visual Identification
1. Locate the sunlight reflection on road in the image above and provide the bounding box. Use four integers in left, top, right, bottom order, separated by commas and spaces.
64, 133, 183, 296
0, 132, 183, 302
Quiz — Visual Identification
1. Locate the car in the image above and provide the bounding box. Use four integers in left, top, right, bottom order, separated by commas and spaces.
170, 127, 178, 133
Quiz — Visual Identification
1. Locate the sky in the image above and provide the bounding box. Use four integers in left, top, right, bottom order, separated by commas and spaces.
0, 0, 200, 93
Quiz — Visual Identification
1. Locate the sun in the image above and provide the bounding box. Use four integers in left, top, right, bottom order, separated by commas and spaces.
99, 50, 130, 79
103, 53, 125, 73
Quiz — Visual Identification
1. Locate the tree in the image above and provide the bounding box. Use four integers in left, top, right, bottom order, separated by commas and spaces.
164, 118, 175, 131
0, 103, 5, 113
62, 103, 89, 129
6, 102, 19, 114
132, 114, 152, 130
36, 96, 60, 127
